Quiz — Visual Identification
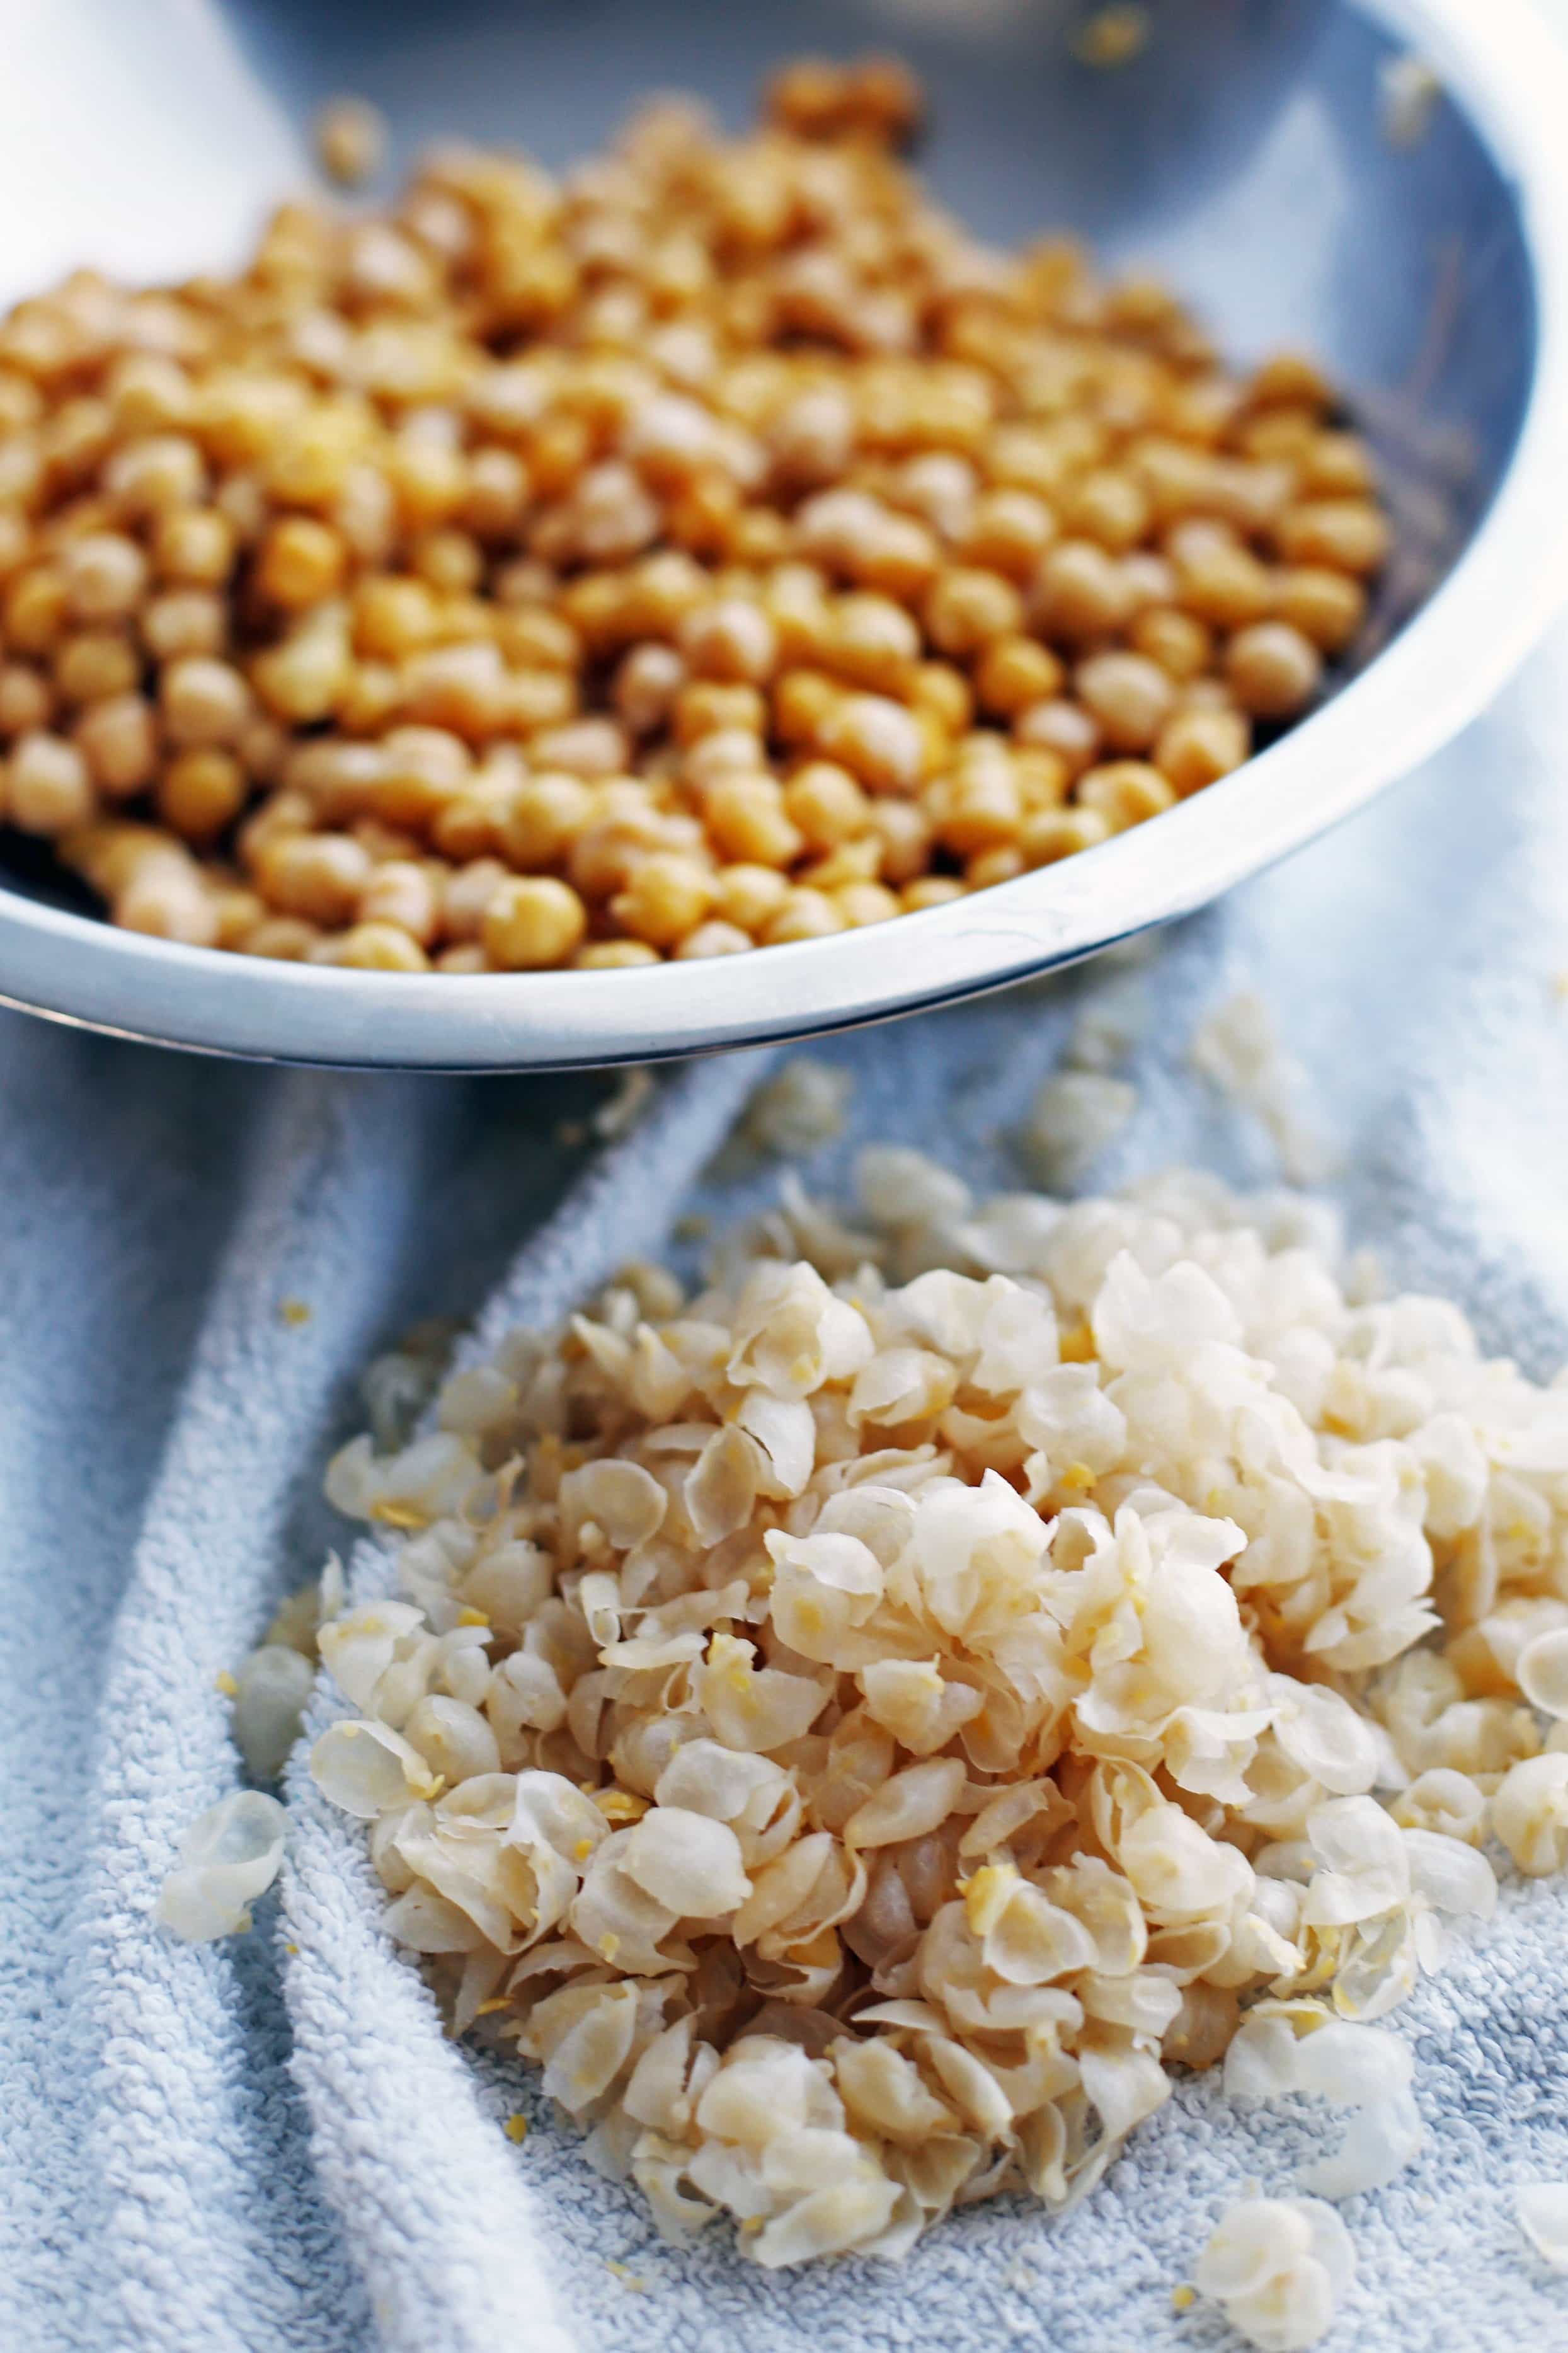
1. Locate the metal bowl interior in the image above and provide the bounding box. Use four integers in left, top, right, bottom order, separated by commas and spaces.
1, 0, 1566, 1067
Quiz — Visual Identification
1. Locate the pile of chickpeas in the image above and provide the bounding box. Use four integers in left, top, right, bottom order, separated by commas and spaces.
0, 59, 1388, 972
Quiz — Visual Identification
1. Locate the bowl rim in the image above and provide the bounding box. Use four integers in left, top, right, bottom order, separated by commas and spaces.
4, 0, 1568, 1071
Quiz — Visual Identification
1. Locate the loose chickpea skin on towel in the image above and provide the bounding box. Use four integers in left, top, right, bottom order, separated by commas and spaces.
0, 57, 1385, 969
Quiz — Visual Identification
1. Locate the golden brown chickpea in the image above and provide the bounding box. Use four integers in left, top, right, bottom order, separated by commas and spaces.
1153, 706, 1251, 797
156, 747, 248, 839
55, 630, 139, 705
1063, 468, 1150, 552
963, 844, 1025, 891
1274, 499, 1390, 576
353, 575, 440, 661
482, 875, 589, 969
920, 567, 1024, 659
1074, 650, 1176, 754
901, 876, 968, 911
358, 859, 440, 945
500, 773, 595, 870
930, 762, 1022, 856
908, 661, 973, 738
961, 488, 1058, 580
1273, 565, 1366, 655
241, 915, 322, 960
1248, 352, 1333, 411
973, 636, 1065, 719
1015, 696, 1101, 778
1123, 603, 1205, 679
672, 679, 767, 745
1172, 540, 1274, 631
1021, 805, 1112, 865
820, 594, 920, 695
1299, 431, 1375, 498
714, 863, 792, 936
1030, 538, 1135, 642
0, 662, 52, 735
702, 773, 805, 866
610, 853, 717, 949
762, 886, 848, 945
783, 761, 870, 852
8, 730, 94, 834
673, 919, 753, 958
73, 693, 159, 798
253, 831, 374, 924
574, 939, 662, 970
1075, 760, 1176, 832
256, 516, 348, 611
1224, 621, 1323, 718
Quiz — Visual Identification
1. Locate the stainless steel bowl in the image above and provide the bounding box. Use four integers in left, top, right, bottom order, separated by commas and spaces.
3, 0, 1567, 1068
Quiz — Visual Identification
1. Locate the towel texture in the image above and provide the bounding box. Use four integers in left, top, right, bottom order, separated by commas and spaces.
6, 621, 1568, 2353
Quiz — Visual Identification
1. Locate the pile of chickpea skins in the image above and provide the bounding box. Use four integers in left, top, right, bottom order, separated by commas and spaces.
0, 59, 1388, 973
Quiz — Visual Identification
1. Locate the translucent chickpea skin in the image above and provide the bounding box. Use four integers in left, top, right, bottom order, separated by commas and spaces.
0, 57, 1385, 970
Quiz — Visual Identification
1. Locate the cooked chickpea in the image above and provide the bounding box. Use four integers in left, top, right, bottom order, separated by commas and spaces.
714, 863, 791, 935
255, 516, 348, 610
482, 875, 589, 968
75, 693, 159, 798
610, 852, 716, 948
358, 858, 440, 943
575, 939, 662, 970
6, 566, 68, 654
762, 887, 847, 944
253, 831, 373, 923
783, 761, 870, 851
8, 730, 94, 834
922, 567, 1024, 659
1129, 605, 1212, 681
1273, 565, 1366, 654
973, 636, 1064, 718
331, 920, 430, 971
909, 662, 973, 737
1153, 706, 1251, 797
1021, 805, 1112, 863
816, 693, 924, 792
55, 630, 140, 705
900, 876, 967, 912
140, 589, 226, 663
500, 773, 595, 869
1065, 469, 1150, 552
155, 746, 246, 837
1274, 498, 1390, 575
117, 861, 220, 946
161, 655, 253, 747
680, 596, 778, 684
1074, 650, 1176, 753
674, 919, 753, 957
1075, 760, 1177, 831
243, 916, 323, 960
961, 488, 1057, 579
931, 762, 1022, 856
62, 532, 147, 623
833, 879, 901, 925
1015, 697, 1101, 778
1172, 539, 1274, 630
613, 642, 686, 735
703, 773, 804, 866
0, 664, 52, 735
1224, 621, 1323, 718
1030, 538, 1135, 641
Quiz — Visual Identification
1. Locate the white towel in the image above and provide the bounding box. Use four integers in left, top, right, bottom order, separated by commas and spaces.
6, 622, 1568, 2353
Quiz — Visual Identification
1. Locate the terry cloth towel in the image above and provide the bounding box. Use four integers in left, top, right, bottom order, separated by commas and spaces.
8, 621, 1568, 2353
